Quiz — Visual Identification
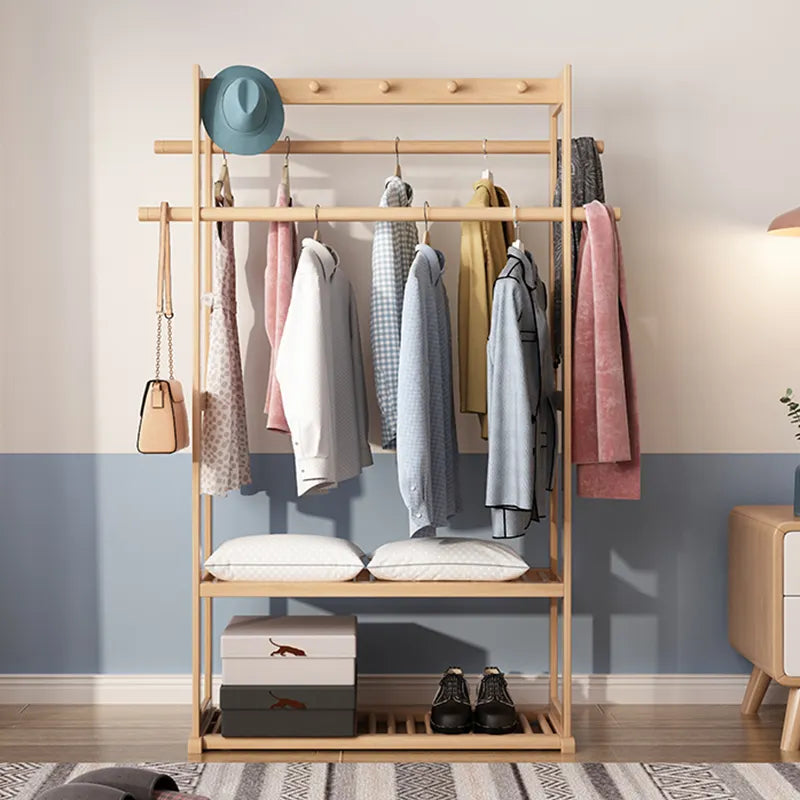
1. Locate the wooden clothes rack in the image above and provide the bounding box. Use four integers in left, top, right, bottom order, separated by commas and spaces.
138, 64, 622, 756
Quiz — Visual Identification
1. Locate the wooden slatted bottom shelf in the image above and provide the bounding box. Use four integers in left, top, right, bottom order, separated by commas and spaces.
197, 707, 572, 752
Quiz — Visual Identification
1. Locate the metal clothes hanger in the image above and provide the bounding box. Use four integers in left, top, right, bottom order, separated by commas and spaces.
394, 136, 402, 178
313, 204, 321, 241
214, 150, 234, 205
512, 205, 524, 251
281, 136, 291, 193
310, 203, 338, 270
481, 138, 493, 182
422, 201, 431, 245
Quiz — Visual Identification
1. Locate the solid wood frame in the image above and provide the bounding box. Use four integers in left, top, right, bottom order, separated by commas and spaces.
138, 65, 600, 756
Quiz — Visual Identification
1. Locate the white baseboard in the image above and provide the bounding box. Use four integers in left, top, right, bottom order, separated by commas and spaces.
0, 673, 789, 706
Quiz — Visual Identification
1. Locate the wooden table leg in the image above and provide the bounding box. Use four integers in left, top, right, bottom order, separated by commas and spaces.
741, 665, 771, 715
781, 688, 800, 751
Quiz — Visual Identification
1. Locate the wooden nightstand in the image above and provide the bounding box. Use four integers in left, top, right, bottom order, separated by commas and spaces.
729, 505, 800, 750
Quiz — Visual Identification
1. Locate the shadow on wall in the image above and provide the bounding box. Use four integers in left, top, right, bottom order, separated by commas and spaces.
357, 622, 487, 673
572, 454, 795, 674
214, 454, 794, 675
236, 141, 383, 456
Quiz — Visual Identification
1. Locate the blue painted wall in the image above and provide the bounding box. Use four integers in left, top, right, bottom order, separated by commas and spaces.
0, 453, 794, 675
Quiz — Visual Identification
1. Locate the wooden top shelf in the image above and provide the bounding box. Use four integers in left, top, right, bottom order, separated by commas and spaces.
199, 568, 563, 598
199, 76, 564, 106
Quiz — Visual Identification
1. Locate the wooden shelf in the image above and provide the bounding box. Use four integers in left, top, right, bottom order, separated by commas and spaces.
199, 568, 564, 599
198, 707, 572, 752
199, 77, 563, 105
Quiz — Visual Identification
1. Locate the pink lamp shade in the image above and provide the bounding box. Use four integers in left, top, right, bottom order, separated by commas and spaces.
768, 206, 800, 236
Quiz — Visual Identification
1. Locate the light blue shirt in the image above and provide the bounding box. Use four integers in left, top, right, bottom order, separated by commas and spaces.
397, 244, 460, 537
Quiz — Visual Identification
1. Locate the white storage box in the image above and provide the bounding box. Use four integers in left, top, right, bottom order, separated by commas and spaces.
221, 615, 357, 686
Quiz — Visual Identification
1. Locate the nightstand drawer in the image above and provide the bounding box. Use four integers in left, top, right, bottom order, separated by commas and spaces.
785, 531, 800, 595
785, 598, 800, 675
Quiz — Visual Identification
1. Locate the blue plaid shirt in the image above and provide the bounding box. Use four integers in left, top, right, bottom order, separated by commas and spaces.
370, 176, 418, 450
397, 245, 460, 537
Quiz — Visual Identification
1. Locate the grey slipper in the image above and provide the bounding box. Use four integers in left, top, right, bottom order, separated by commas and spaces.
37, 784, 135, 800
68, 769, 179, 800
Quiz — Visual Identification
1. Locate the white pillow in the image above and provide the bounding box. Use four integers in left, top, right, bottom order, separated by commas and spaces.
205, 534, 366, 582
366, 537, 529, 581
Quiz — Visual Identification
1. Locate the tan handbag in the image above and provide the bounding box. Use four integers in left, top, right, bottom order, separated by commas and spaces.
137, 202, 190, 454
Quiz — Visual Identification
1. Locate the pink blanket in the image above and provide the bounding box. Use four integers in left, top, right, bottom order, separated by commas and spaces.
572, 201, 640, 499
264, 181, 297, 431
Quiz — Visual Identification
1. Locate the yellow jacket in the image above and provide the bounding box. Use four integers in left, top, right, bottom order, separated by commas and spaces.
458, 178, 513, 438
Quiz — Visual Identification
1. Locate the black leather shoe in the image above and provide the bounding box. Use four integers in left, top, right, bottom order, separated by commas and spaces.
474, 667, 518, 734
430, 667, 473, 734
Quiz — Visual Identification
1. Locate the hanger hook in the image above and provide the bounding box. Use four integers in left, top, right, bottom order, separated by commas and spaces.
394, 136, 402, 178
284, 135, 291, 167
513, 205, 520, 240
482, 138, 488, 161
313, 204, 321, 241
422, 201, 432, 244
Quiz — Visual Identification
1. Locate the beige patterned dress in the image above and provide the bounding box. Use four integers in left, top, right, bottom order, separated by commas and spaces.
200, 197, 252, 495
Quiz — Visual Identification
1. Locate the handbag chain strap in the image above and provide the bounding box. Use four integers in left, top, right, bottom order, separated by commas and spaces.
155, 201, 175, 380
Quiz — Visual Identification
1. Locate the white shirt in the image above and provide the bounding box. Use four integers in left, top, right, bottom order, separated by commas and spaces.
276, 238, 373, 496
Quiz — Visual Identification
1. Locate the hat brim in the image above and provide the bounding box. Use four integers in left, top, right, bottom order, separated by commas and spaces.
202, 65, 285, 156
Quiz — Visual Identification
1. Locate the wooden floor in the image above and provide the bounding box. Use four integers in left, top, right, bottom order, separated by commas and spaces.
0, 704, 798, 763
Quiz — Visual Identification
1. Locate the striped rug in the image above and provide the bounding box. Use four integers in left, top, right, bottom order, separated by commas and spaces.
2, 761, 800, 800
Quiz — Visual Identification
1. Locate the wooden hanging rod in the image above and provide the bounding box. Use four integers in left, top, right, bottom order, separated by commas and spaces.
154, 139, 604, 156
138, 205, 621, 223
199, 77, 562, 105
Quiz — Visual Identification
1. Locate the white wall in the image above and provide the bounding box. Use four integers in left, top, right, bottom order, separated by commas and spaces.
2, 0, 800, 455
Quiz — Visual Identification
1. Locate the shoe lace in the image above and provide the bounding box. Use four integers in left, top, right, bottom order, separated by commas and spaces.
436, 672, 466, 703
479, 672, 512, 705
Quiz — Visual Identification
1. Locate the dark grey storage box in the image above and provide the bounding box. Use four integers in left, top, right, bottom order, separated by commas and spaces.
220, 684, 356, 711
221, 709, 356, 738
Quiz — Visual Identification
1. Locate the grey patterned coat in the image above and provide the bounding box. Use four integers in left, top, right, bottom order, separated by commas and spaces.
486, 246, 557, 538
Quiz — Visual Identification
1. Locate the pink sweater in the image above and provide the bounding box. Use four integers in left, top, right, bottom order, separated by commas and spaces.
572, 201, 640, 499
264, 182, 297, 432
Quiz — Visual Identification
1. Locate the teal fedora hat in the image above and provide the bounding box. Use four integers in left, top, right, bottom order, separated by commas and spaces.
202, 65, 285, 156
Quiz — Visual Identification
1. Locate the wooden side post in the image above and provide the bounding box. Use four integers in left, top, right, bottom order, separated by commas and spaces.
560, 63, 574, 751
202, 126, 214, 706
548, 98, 560, 712
190, 63, 203, 746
